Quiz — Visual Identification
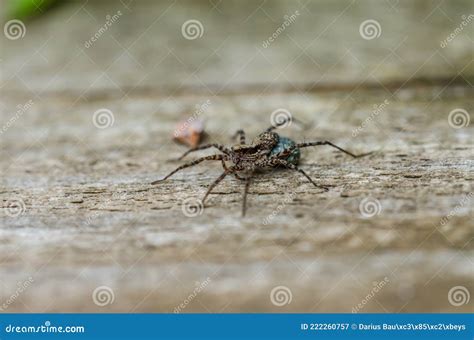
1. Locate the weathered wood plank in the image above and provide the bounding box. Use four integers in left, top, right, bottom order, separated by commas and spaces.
1, 82, 472, 312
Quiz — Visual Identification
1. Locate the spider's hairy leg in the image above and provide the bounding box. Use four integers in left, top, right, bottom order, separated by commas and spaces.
175, 144, 231, 161
201, 170, 230, 204
232, 129, 246, 144
221, 159, 248, 181
242, 176, 252, 217
233, 173, 249, 181
220, 159, 251, 214
151, 154, 226, 184
271, 158, 329, 191
296, 141, 372, 158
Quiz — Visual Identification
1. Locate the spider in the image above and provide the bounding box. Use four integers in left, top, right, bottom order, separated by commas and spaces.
152, 117, 371, 216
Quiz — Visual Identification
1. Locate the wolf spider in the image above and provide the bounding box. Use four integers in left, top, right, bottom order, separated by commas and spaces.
152, 118, 371, 216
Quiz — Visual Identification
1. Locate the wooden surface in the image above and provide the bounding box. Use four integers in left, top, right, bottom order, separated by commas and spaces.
0, 0, 473, 313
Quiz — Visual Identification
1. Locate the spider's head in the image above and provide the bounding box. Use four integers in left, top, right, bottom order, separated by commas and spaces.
231, 132, 279, 155
253, 132, 279, 151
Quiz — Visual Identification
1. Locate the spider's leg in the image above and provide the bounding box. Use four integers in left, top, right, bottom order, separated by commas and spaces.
296, 141, 372, 158
220, 158, 228, 171
242, 176, 252, 216
233, 173, 248, 181
232, 129, 246, 144
272, 159, 329, 191
202, 170, 229, 204
220, 161, 252, 214
221, 159, 248, 181
175, 144, 231, 161
151, 154, 226, 184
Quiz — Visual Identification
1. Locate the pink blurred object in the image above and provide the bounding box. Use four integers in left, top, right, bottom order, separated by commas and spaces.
173, 118, 205, 148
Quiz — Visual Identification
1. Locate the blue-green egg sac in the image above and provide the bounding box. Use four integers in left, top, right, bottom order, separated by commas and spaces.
270, 136, 300, 165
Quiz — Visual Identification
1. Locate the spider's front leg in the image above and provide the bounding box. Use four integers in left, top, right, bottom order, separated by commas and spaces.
201, 164, 240, 204
151, 154, 227, 184
174, 143, 231, 161
220, 159, 253, 216
232, 129, 246, 145
221, 160, 247, 181
270, 158, 329, 191
296, 141, 372, 158
201, 171, 229, 204
242, 176, 252, 217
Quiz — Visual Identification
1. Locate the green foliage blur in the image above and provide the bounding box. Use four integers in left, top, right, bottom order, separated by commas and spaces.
5, 0, 60, 21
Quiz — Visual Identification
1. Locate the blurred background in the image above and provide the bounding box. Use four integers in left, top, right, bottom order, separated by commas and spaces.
1, 0, 473, 92
0, 0, 472, 313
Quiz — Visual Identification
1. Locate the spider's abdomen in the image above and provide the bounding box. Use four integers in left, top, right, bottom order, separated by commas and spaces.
270, 136, 300, 165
